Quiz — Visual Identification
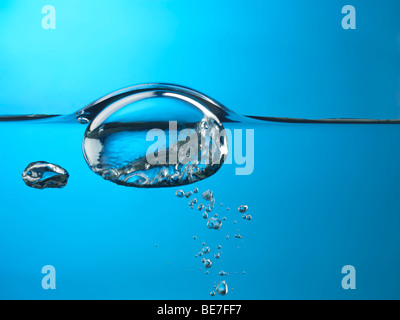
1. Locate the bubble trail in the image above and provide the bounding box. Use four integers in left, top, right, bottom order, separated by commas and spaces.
22, 161, 69, 190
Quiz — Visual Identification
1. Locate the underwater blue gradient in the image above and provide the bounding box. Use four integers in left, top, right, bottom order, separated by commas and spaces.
1, 0, 400, 300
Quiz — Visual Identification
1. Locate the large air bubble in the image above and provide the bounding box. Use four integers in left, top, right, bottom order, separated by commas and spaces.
82, 86, 229, 188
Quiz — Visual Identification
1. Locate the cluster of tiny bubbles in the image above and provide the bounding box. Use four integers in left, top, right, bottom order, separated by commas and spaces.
216, 281, 228, 295
176, 188, 253, 296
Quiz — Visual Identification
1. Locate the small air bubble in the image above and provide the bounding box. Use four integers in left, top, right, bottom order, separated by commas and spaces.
202, 190, 213, 201
77, 116, 90, 124
202, 247, 210, 254
204, 259, 212, 269
185, 191, 193, 198
176, 190, 184, 198
22, 161, 69, 190
207, 218, 222, 230
216, 281, 228, 295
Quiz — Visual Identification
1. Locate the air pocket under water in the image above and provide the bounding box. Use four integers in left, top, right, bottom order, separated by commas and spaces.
82, 86, 229, 188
